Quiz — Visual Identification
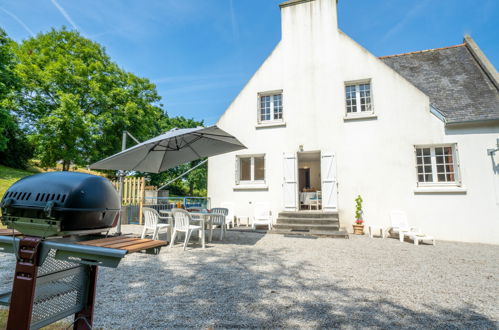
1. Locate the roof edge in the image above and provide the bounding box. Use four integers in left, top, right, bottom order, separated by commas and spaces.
445, 118, 499, 128
463, 35, 499, 91
379, 43, 465, 60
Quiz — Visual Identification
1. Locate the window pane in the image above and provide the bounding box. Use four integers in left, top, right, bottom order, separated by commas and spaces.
260, 96, 271, 121
240, 158, 251, 181
435, 145, 455, 182
345, 85, 357, 113
416, 148, 434, 183
254, 157, 265, 180
359, 83, 371, 112
273, 94, 283, 120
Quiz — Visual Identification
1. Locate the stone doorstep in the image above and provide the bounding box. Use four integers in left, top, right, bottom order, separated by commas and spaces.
269, 228, 349, 238
273, 223, 340, 230
276, 217, 339, 225
277, 211, 339, 219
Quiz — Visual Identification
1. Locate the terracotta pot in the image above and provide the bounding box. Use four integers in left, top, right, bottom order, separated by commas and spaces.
353, 224, 365, 235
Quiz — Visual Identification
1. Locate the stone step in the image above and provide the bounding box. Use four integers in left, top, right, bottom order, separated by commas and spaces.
276, 217, 339, 225
269, 228, 349, 239
278, 211, 339, 219
272, 224, 340, 231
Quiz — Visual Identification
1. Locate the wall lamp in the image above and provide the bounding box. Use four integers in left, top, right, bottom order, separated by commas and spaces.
487, 138, 499, 156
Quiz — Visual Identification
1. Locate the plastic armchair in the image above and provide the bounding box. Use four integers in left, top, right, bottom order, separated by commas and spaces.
220, 202, 235, 228
309, 191, 322, 210
210, 207, 228, 240
170, 208, 202, 251
252, 202, 273, 230
141, 207, 170, 241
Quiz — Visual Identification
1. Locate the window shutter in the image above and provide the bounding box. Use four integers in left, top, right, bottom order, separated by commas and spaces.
235, 157, 240, 185
414, 146, 419, 187
454, 144, 462, 186
321, 152, 338, 211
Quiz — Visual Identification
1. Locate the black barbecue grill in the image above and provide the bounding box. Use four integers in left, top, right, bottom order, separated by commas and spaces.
1, 171, 121, 237
0, 172, 165, 330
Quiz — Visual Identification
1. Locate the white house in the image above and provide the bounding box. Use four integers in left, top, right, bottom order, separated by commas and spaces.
207, 0, 499, 244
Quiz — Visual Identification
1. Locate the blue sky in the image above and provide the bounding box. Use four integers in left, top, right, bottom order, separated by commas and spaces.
1, 0, 498, 125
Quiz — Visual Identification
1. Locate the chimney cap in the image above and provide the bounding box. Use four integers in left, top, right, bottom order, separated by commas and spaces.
279, 0, 338, 9
279, 0, 315, 8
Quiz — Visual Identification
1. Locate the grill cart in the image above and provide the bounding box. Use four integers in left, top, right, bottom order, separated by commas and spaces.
0, 172, 166, 330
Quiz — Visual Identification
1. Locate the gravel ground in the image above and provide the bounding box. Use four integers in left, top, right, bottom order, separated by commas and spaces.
1, 225, 498, 329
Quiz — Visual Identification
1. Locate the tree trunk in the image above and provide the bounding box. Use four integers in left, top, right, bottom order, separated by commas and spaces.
62, 160, 70, 171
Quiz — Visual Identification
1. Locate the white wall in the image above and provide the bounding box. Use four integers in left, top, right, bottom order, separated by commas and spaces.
208, 0, 499, 244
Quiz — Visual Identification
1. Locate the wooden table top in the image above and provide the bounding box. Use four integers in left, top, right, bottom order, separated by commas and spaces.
0, 229, 22, 236
77, 236, 167, 254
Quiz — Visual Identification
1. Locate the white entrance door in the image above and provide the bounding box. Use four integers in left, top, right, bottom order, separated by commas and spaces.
283, 153, 298, 211
321, 152, 338, 211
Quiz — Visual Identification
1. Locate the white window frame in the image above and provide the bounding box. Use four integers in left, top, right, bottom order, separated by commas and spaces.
236, 154, 266, 185
414, 144, 462, 187
257, 90, 283, 124
344, 79, 374, 116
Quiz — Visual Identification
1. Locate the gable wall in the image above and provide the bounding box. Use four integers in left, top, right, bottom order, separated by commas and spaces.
208, 0, 499, 244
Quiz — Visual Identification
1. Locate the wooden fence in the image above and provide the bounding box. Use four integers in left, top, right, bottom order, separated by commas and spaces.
112, 177, 146, 224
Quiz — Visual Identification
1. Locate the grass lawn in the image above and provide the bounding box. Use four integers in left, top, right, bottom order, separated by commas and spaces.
1, 308, 69, 329
0, 165, 39, 229
0, 165, 39, 201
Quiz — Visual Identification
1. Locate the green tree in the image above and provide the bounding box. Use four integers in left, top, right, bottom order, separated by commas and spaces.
0, 28, 33, 169
12, 28, 165, 170
0, 28, 20, 151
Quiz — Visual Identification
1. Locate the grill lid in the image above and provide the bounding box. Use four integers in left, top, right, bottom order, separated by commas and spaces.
1, 172, 121, 237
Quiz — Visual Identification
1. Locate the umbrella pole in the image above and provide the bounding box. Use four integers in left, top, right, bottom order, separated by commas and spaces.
116, 131, 127, 236
116, 173, 124, 236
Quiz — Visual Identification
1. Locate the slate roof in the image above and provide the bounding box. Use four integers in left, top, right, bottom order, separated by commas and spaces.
380, 40, 499, 124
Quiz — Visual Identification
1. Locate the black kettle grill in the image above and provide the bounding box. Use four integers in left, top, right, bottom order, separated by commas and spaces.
0, 171, 120, 237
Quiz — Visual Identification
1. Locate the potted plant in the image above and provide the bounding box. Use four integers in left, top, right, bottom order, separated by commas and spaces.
353, 195, 364, 235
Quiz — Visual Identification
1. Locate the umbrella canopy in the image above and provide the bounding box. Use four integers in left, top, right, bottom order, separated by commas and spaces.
89, 126, 246, 173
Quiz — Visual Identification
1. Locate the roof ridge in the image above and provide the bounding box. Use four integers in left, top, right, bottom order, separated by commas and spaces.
379, 43, 466, 59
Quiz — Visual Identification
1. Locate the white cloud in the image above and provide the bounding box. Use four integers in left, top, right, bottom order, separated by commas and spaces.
382, 0, 430, 42
50, 0, 80, 31
0, 7, 35, 37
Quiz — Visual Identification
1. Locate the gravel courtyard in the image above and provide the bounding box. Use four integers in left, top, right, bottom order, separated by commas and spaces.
1, 226, 498, 329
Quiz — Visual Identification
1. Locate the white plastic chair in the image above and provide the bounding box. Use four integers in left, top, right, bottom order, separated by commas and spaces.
220, 202, 235, 228
141, 207, 170, 241
170, 208, 202, 251
210, 207, 228, 240
388, 210, 421, 242
252, 202, 273, 230
309, 191, 322, 210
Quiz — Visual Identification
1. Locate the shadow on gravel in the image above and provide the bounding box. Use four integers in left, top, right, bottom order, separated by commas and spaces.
95, 239, 498, 329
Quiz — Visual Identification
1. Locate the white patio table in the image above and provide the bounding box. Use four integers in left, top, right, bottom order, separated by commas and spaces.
160, 210, 213, 249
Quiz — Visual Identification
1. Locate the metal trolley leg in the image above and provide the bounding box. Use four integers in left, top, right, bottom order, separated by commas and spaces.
7, 236, 43, 330
5, 237, 99, 330
74, 265, 98, 330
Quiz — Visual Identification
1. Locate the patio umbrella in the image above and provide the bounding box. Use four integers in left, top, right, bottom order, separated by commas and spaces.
89, 125, 246, 173
89, 125, 245, 235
